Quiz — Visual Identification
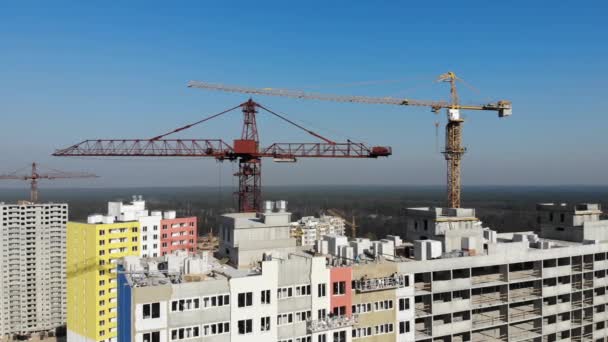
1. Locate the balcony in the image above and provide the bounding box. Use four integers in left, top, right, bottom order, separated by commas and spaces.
556, 320, 571, 332
471, 327, 508, 342
509, 303, 541, 323
472, 293, 507, 308
415, 303, 432, 317
509, 269, 540, 282
594, 328, 608, 339
415, 282, 431, 294
509, 324, 541, 342
543, 304, 558, 316
433, 298, 471, 315
556, 302, 571, 313
306, 314, 358, 333
472, 310, 507, 329
557, 283, 572, 295
544, 322, 557, 334
594, 310, 608, 322
415, 327, 432, 340
594, 260, 608, 270
353, 274, 408, 293
509, 287, 541, 302
594, 276, 608, 287
434, 278, 471, 292
433, 320, 472, 337
472, 273, 505, 287
543, 265, 571, 278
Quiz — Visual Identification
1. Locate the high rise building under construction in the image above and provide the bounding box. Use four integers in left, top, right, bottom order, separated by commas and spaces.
0, 201, 68, 338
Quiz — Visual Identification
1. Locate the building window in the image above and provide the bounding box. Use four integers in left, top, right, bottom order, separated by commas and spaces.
261, 316, 271, 331
99, 240, 105, 246
170, 326, 200, 340
142, 302, 160, 319
237, 319, 252, 334
317, 334, 326, 342
560, 213, 565, 222
318, 309, 326, 319
295, 284, 311, 296
132, 227, 138, 233
99, 230, 105, 235
202, 322, 229, 336
238, 292, 253, 307
277, 313, 293, 325
318, 283, 327, 297
333, 281, 346, 295
399, 321, 410, 334
333, 306, 346, 316
261, 290, 271, 304
143, 331, 160, 342
295, 310, 311, 322
142, 226, 147, 232
333, 331, 346, 342
399, 298, 410, 311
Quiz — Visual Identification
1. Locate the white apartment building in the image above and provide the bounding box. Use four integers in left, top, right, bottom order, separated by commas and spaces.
291, 214, 346, 246
0, 201, 67, 338
118, 201, 608, 342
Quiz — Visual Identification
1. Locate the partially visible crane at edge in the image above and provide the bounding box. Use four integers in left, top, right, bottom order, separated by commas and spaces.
326, 208, 358, 238
0, 162, 99, 202
53, 100, 392, 213
188, 71, 512, 208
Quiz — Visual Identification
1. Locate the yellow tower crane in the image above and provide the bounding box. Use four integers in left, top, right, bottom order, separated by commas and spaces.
188, 72, 511, 208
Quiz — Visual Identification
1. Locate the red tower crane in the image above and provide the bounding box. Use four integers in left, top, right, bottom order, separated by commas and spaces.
0, 162, 99, 202
53, 99, 391, 212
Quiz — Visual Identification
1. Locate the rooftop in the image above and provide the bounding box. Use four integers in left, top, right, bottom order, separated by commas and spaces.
121, 202, 608, 287
121, 251, 262, 288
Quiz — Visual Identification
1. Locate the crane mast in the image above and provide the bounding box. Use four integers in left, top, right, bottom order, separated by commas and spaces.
238, 100, 262, 212
188, 72, 511, 208
439, 72, 466, 208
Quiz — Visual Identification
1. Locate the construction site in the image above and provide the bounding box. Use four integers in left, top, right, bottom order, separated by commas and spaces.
3, 2, 606, 342
44, 71, 608, 342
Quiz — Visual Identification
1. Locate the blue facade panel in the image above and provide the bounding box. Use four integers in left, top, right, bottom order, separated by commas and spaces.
117, 265, 132, 342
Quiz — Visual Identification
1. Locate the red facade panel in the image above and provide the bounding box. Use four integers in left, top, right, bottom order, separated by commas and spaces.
329, 266, 353, 317
160, 216, 197, 256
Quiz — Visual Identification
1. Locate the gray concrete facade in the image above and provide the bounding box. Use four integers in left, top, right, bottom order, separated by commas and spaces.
0, 202, 67, 337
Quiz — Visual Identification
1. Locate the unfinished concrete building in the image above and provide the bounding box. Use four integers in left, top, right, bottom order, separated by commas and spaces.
116, 202, 608, 342
0, 202, 67, 339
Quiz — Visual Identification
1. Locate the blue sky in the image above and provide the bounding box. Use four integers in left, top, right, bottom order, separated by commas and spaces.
0, 1, 607, 188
